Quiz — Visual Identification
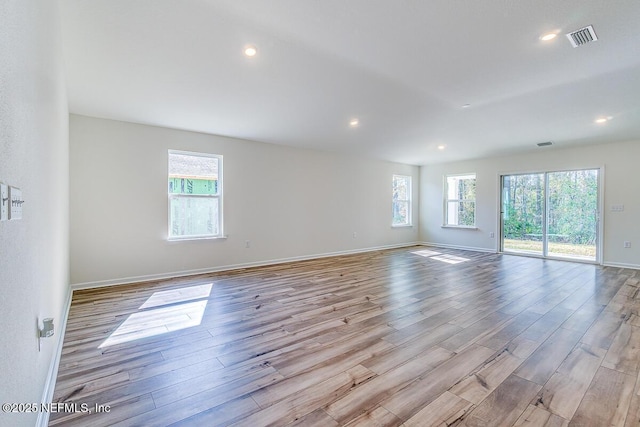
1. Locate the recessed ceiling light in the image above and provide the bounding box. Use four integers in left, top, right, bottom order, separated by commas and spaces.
540, 32, 558, 41
437, 145, 446, 150
244, 45, 257, 57
594, 116, 612, 124
349, 118, 359, 127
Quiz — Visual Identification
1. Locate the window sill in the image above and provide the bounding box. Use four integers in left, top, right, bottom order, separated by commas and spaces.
441, 225, 478, 230
391, 224, 413, 228
168, 235, 228, 242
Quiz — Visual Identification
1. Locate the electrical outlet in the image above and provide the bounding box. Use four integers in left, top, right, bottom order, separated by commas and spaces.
611, 204, 625, 212
489, 232, 495, 238
624, 241, 631, 248
245, 240, 250, 248
352, 232, 357, 238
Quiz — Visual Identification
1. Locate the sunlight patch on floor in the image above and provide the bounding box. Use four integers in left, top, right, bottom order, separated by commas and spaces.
99, 283, 212, 348
139, 283, 212, 309
411, 249, 469, 264
430, 254, 469, 264
411, 249, 442, 257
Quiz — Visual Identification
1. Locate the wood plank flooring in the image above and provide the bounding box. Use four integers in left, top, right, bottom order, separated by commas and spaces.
50, 246, 640, 426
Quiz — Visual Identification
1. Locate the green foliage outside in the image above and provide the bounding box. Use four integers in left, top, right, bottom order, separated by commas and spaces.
504, 239, 596, 258
503, 170, 597, 246
447, 175, 476, 226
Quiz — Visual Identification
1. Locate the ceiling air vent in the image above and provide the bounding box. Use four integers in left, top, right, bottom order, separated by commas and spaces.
566, 25, 598, 47
537, 141, 553, 147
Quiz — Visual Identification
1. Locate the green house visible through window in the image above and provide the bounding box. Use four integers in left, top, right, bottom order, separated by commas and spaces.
168, 150, 223, 239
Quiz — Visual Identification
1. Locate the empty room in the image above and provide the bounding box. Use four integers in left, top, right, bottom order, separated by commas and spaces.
2, 1, 640, 426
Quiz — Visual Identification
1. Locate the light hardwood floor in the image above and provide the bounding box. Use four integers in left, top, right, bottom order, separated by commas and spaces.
50, 246, 640, 426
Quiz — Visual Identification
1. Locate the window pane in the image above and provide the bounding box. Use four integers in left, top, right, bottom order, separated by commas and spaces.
169, 152, 218, 178
459, 178, 476, 199
457, 201, 475, 226
392, 175, 411, 226
393, 176, 408, 200
168, 150, 222, 240
168, 177, 218, 195
446, 177, 458, 199
169, 153, 219, 195
170, 197, 219, 237
447, 175, 475, 200
446, 201, 475, 226
393, 201, 409, 225
445, 173, 476, 226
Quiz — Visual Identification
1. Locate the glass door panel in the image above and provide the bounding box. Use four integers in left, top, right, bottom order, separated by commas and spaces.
501, 173, 545, 255
546, 170, 598, 261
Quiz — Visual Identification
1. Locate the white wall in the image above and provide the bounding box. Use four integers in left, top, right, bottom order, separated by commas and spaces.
69, 115, 419, 286
420, 140, 640, 268
0, 1, 69, 426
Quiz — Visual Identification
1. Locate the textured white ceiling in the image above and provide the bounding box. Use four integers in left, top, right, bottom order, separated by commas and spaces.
59, 0, 640, 165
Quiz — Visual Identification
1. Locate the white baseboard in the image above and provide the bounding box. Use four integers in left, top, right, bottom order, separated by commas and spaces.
419, 241, 498, 254
36, 287, 73, 427
420, 243, 640, 270
71, 242, 422, 290
602, 261, 640, 270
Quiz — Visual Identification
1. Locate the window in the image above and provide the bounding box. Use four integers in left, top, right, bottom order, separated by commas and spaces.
168, 150, 222, 239
445, 173, 476, 227
392, 175, 412, 226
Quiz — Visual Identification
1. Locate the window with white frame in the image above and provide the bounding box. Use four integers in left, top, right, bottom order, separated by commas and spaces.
392, 175, 412, 226
168, 150, 222, 239
445, 173, 476, 227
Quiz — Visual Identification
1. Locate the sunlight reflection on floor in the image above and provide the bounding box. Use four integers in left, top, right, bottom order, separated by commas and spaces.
411, 249, 442, 257
411, 249, 469, 264
99, 283, 212, 348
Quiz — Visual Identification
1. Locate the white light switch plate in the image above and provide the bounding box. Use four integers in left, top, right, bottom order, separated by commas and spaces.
0, 183, 8, 221
9, 187, 22, 220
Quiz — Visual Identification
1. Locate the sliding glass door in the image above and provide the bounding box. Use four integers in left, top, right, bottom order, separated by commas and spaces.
501, 169, 599, 262
502, 174, 545, 255
546, 170, 599, 260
